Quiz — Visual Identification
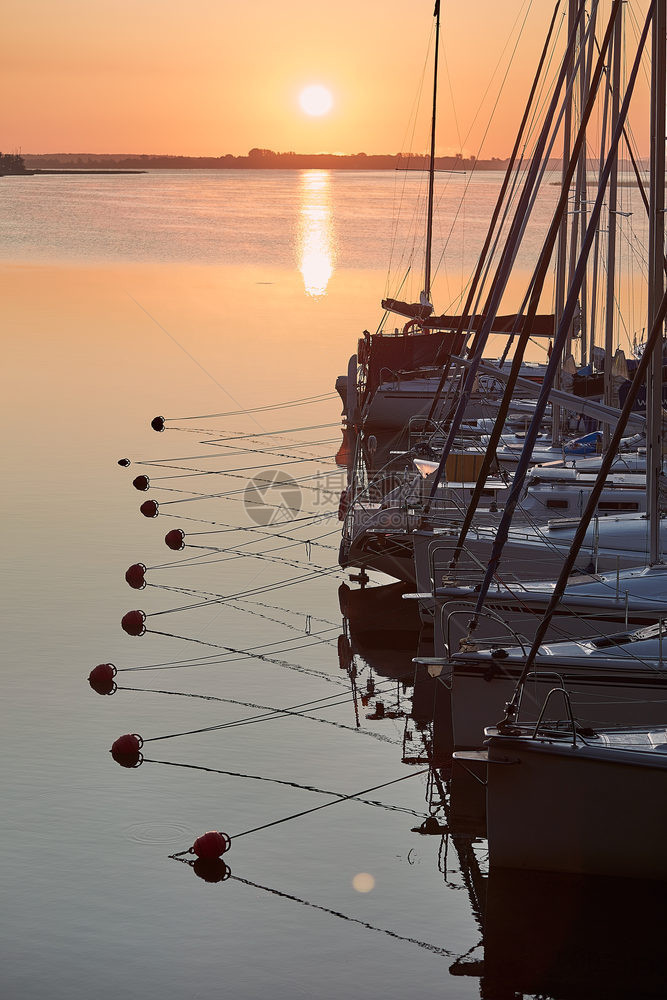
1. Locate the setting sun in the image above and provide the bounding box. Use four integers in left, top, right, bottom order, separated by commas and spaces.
299, 85, 334, 117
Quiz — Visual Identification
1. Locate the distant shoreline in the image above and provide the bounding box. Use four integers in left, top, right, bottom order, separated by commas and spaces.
23, 151, 509, 172
35, 168, 146, 175
21, 151, 648, 174
1, 168, 146, 177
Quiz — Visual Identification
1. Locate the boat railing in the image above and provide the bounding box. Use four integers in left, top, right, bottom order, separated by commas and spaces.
443, 606, 529, 657
525, 682, 580, 747
425, 531, 555, 586
378, 366, 400, 387
407, 414, 446, 439
426, 538, 505, 592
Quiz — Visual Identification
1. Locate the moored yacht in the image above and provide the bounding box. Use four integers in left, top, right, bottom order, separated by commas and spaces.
450, 620, 667, 749
485, 719, 667, 879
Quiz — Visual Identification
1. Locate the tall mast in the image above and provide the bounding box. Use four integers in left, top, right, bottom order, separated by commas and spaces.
647, 0, 665, 564
468, 0, 644, 620
602, 3, 622, 451
552, 0, 577, 446
423, 0, 441, 306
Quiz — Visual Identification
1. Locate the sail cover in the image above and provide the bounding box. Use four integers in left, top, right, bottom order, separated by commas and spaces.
382, 298, 434, 321
381, 298, 554, 337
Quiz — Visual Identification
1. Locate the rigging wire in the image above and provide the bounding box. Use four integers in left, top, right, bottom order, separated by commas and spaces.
166, 392, 337, 422
227, 769, 429, 840
142, 757, 425, 817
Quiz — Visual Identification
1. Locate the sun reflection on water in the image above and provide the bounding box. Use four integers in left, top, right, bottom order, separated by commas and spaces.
298, 171, 335, 297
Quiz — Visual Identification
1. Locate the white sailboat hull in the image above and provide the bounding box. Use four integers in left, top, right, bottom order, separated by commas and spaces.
486, 733, 667, 879
451, 658, 667, 749
414, 514, 667, 617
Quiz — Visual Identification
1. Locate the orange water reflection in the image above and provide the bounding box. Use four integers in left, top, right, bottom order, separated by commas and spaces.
298, 171, 335, 297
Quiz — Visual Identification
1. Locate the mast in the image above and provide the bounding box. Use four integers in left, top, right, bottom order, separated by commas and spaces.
446, 0, 619, 570
468, 0, 648, 621
576, 6, 598, 366
423, 2, 562, 429
504, 281, 667, 723
426, 1, 594, 517
424, 3, 589, 509
647, 0, 665, 564
423, 0, 441, 307
602, 3, 622, 451
566, 5, 592, 363
588, 26, 612, 368
552, 0, 577, 447
497, 0, 664, 727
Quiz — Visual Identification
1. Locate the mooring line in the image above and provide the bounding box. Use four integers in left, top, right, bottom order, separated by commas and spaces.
230, 769, 428, 839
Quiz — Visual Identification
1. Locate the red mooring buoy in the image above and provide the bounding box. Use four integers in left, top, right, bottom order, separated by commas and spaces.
151, 416, 165, 432
140, 499, 159, 518
88, 662, 117, 695
125, 563, 147, 590
191, 831, 231, 860
110, 733, 143, 768
337, 634, 353, 670
165, 528, 185, 551
132, 475, 150, 492
192, 857, 231, 883
121, 610, 146, 636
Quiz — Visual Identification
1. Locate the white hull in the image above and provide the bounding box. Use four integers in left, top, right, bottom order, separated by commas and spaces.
451, 658, 667, 749
413, 514, 667, 617
486, 730, 667, 879
436, 564, 667, 654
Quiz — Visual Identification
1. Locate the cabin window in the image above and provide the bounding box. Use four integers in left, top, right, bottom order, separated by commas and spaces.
546, 498, 568, 509
598, 501, 639, 512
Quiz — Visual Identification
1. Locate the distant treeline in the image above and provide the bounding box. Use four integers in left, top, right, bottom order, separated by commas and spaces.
24, 149, 512, 171
0, 152, 28, 174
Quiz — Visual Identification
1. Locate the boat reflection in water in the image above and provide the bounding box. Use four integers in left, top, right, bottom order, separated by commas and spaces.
298, 170, 335, 297
339, 580, 422, 680
343, 581, 667, 999
466, 867, 667, 1000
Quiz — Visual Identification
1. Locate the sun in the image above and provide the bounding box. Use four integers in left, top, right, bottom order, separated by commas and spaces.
299, 85, 333, 117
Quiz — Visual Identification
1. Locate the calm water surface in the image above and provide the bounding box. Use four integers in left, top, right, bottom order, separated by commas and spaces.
2, 170, 662, 1000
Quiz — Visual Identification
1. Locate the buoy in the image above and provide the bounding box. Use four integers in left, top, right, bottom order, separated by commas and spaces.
192, 858, 231, 884
110, 733, 143, 768
125, 563, 147, 590
151, 416, 165, 432
165, 528, 185, 551
338, 487, 352, 521
191, 831, 231, 860
337, 634, 353, 671
112, 733, 143, 755
140, 499, 159, 518
88, 662, 117, 695
118, 458, 131, 467
338, 582, 351, 617
121, 610, 146, 636
420, 816, 443, 835
132, 475, 150, 492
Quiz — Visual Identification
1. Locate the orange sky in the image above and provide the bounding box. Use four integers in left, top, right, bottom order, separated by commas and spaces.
2, 0, 653, 157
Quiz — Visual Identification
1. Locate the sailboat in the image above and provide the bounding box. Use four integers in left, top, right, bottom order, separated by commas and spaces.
336, 1, 569, 580
467, 0, 667, 882
339, 0, 661, 588
411, 0, 667, 630
485, 716, 667, 879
